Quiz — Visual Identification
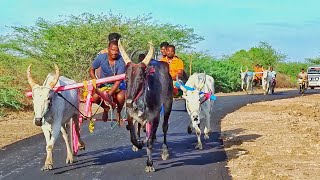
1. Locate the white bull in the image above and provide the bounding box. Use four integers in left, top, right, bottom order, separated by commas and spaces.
240, 67, 254, 94
27, 64, 85, 171
180, 73, 215, 150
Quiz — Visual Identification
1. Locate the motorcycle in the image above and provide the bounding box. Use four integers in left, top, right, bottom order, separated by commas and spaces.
299, 78, 307, 94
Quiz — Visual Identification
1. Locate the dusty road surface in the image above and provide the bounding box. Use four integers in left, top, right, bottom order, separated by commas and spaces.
0, 88, 317, 180
221, 92, 320, 180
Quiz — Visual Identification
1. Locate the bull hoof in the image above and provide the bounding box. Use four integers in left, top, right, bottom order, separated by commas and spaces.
161, 145, 169, 160
204, 134, 210, 140
79, 144, 85, 151
66, 156, 74, 164
161, 152, 169, 160
153, 135, 157, 143
195, 143, 203, 150
187, 126, 192, 134
145, 165, 155, 172
132, 145, 139, 152
41, 164, 53, 171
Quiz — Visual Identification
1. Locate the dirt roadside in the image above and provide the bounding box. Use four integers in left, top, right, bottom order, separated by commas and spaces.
221, 94, 320, 179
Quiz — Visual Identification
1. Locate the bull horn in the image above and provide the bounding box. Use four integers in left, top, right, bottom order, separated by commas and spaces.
49, 64, 60, 88
141, 42, 154, 66
27, 64, 38, 88
118, 39, 131, 65
246, 66, 249, 72
240, 66, 243, 73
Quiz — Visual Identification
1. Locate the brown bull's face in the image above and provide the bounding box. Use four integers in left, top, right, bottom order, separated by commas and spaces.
125, 63, 147, 106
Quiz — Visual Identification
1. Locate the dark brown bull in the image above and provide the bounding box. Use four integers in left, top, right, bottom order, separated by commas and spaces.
118, 40, 173, 172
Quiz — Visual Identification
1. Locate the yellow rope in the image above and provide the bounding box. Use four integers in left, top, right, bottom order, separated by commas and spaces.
82, 79, 97, 133
89, 119, 95, 133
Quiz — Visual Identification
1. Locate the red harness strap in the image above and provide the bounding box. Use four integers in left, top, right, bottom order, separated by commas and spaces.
200, 90, 212, 105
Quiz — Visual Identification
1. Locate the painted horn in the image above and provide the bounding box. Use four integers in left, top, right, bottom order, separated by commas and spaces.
118, 39, 131, 65
141, 42, 154, 66
49, 64, 60, 88
27, 64, 37, 88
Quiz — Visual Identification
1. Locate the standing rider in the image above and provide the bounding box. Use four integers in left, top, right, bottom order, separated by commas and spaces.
269, 67, 277, 92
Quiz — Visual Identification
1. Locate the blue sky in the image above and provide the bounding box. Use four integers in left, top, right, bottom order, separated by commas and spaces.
1, 0, 320, 61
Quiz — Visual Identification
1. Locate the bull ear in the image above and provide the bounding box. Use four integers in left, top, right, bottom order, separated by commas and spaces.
118, 39, 132, 65
141, 42, 154, 66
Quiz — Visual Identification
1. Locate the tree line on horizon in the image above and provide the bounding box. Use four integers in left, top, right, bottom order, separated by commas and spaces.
0, 12, 318, 112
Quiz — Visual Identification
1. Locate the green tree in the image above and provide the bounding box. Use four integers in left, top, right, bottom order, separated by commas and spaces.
1, 12, 203, 81
306, 56, 320, 64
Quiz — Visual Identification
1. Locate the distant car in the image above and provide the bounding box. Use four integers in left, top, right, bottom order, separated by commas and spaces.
307, 65, 320, 89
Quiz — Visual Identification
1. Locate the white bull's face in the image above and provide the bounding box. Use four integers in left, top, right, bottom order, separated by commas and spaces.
183, 90, 202, 125
240, 72, 246, 81
31, 85, 53, 126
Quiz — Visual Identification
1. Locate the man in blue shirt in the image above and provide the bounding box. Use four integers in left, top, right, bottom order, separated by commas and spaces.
89, 40, 126, 123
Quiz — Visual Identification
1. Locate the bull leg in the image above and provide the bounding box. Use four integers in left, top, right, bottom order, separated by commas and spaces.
161, 112, 170, 160
41, 123, 53, 171
203, 110, 212, 140
60, 126, 73, 164
132, 121, 141, 152
194, 125, 203, 150
187, 122, 192, 134
145, 121, 156, 172
127, 116, 144, 150
72, 114, 85, 151
41, 118, 62, 171
246, 83, 249, 94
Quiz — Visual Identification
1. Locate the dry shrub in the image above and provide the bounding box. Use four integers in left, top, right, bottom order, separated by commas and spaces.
276, 73, 297, 88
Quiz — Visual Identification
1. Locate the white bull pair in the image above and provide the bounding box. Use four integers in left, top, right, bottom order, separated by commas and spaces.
27, 64, 85, 171
179, 73, 215, 150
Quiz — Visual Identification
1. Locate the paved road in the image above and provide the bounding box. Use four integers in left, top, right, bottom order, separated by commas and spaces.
0, 89, 317, 180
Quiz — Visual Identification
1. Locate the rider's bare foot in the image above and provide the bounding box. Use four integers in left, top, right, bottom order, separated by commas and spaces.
116, 112, 124, 126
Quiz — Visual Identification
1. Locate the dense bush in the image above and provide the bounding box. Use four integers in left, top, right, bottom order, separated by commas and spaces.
0, 52, 52, 111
